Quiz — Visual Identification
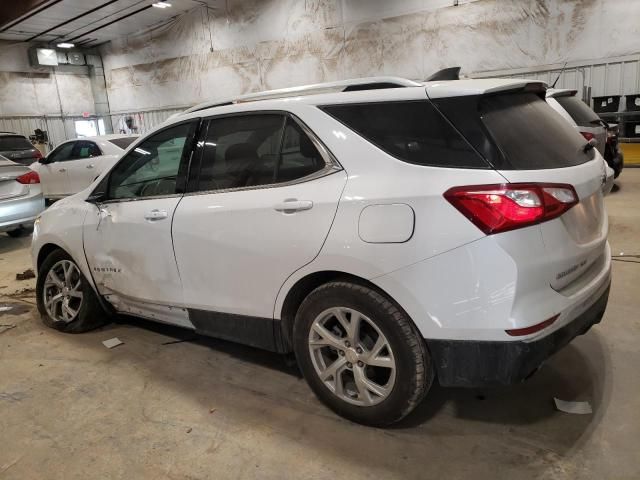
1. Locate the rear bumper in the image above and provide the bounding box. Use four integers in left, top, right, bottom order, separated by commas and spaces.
0, 192, 45, 232
427, 282, 610, 387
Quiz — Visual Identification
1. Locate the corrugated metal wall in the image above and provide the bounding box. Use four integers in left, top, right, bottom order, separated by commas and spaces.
107, 108, 184, 136
474, 54, 640, 109
0, 116, 80, 150
0, 107, 184, 152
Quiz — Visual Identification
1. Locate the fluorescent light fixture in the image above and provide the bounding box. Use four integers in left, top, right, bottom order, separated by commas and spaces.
152, 2, 172, 8
57, 42, 75, 48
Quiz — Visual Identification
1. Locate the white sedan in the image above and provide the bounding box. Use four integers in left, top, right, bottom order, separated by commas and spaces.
30, 134, 138, 199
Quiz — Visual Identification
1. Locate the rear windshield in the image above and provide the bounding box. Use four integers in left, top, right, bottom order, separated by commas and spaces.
480, 93, 594, 169
108, 137, 137, 150
0, 136, 33, 151
321, 101, 488, 168
555, 95, 601, 127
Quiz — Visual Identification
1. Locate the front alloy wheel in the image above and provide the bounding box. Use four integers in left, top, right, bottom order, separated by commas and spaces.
43, 260, 84, 323
37, 249, 109, 333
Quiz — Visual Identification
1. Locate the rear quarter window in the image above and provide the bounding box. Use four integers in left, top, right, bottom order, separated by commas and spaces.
320, 101, 488, 168
0, 136, 33, 151
554, 96, 601, 127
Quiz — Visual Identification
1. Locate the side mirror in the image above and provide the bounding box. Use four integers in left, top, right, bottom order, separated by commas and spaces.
39, 157, 48, 164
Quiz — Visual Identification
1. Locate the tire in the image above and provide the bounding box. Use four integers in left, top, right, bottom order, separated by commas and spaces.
36, 249, 109, 333
293, 281, 433, 426
6, 226, 33, 238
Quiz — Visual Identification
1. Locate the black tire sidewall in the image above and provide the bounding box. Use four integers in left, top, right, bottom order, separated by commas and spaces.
36, 249, 107, 333
293, 282, 431, 426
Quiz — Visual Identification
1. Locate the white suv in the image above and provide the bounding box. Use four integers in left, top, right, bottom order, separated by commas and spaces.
32, 77, 611, 426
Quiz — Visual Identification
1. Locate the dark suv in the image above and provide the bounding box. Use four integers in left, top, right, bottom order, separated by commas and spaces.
0, 132, 43, 166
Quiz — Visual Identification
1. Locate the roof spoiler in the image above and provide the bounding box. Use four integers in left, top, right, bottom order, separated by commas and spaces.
425, 67, 461, 81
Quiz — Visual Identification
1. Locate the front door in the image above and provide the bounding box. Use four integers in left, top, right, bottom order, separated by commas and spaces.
172, 114, 346, 342
39, 141, 75, 197
83, 121, 198, 316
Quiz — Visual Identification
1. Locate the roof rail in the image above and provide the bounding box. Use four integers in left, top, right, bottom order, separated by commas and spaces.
180, 76, 421, 115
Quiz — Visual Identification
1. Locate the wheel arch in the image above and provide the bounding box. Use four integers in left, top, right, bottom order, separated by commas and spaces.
36, 243, 66, 272
277, 270, 406, 353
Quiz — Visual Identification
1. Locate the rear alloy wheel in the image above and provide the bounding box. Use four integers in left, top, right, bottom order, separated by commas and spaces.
294, 281, 433, 426
37, 249, 109, 333
309, 307, 396, 406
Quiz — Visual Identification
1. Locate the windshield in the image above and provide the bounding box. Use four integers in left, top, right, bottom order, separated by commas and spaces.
0, 136, 33, 151
555, 95, 601, 127
480, 93, 594, 169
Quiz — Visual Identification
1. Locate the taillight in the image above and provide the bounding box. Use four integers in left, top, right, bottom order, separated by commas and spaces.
580, 131, 595, 141
32, 150, 43, 159
443, 183, 578, 235
16, 171, 40, 184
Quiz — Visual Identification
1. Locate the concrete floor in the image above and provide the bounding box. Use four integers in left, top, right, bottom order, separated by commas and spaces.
1, 172, 639, 480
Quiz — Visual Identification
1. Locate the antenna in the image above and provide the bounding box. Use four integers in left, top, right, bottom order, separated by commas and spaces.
551, 62, 568, 88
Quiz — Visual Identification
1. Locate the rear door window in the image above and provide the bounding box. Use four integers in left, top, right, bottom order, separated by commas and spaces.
480, 93, 594, 169
554, 96, 602, 127
193, 114, 328, 192
196, 114, 284, 191
321, 101, 488, 168
71, 141, 101, 159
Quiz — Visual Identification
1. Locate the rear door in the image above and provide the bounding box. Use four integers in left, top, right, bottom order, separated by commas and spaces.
478, 92, 607, 292
171, 113, 345, 345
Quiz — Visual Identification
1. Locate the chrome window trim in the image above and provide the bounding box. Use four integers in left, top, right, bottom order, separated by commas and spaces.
99, 192, 183, 205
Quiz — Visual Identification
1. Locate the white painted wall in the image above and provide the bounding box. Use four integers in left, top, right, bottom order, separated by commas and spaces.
99, 0, 640, 112
0, 41, 95, 116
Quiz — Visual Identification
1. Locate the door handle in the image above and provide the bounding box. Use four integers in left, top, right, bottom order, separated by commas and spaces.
58, 168, 66, 172
86, 164, 95, 169
274, 199, 313, 214
144, 209, 168, 221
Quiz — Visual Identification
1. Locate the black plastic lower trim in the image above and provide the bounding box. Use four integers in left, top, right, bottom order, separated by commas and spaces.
188, 308, 285, 353
426, 283, 610, 387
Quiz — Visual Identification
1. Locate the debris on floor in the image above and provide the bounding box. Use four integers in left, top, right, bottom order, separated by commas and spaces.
186, 427, 192, 434
7, 287, 36, 298
0, 303, 31, 315
0, 324, 17, 334
15, 269, 35, 281
102, 337, 124, 349
554, 397, 593, 414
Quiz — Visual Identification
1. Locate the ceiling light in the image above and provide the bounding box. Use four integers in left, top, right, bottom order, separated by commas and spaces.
57, 42, 75, 48
152, 2, 172, 8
